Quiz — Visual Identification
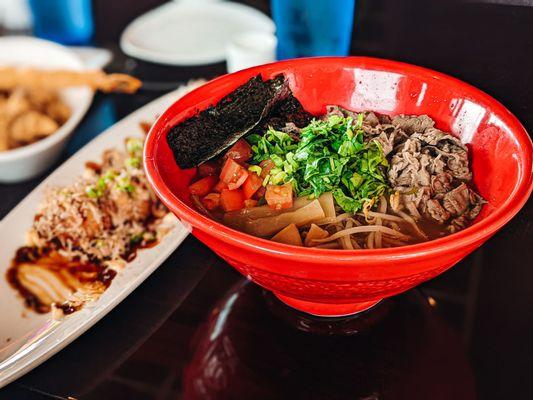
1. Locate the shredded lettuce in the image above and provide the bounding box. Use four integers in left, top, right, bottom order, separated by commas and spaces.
246, 114, 389, 213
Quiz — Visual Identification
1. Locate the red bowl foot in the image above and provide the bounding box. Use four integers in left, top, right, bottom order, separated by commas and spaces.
274, 293, 382, 317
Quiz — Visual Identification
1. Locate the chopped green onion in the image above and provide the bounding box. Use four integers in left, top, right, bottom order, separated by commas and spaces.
116, 176, 135, 194
248, 165, 262, 175
126, 137, 144, 156
130, 232, 144, 245
126, 157, 141, 168
86, 185, 102, 198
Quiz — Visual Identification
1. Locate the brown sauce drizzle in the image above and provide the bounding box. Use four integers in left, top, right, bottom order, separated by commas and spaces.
84, 161, 102, 174
7, 246, 103, 314
6, 237, 157, 315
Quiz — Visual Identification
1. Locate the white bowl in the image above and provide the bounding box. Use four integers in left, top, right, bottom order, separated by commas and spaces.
0, 37, 93, 183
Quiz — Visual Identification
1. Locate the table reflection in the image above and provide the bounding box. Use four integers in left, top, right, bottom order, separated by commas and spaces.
183, 279, 476, 400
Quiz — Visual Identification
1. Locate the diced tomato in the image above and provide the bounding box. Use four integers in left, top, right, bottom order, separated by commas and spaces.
213, 180, 228, 193
201, 193, 220, 210
253, 186, 266, 200
197, 161, 220, 177
188, 175, 217, 197
265, 183, 293, 210
242, 172, 263, 199
220, 158, 249, 190
244, 199, 258, 208
220, 189, 245, 211
225, 139, 252, 163
259, 159, 275, 178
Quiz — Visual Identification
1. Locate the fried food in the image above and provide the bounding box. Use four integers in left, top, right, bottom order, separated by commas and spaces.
0, 67, 142, 152
0, 67, 142, 94
10, 111, 59, 143
0, 87, 71, 151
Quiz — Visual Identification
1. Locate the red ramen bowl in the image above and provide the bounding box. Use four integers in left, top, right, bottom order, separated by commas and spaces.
145, 57, 532, 316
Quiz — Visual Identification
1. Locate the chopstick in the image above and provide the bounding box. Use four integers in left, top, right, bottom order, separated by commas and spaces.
0, 67, 142, 94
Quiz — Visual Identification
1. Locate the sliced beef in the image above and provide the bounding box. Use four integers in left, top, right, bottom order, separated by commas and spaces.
426, 199, 451, 223
428, 154, 446, 175
387, 114, 485, 232
449, 215, 469, 233
466, 190, 485, 219
416, 128, 471, 181
388, 138, 428, 187
367, 125, 401, 156
323, 105, 372, 123
447, 189, 485, 233
390, 114, 434, 134
388, 118, 475, 193
325, 105, 345, 119
371, 131, 396, 156
445, 151, 471, 180
280, 122, 301, 135
443, 183, 470, 216
401, 186, 432, 212
412, 128, 466, 150
431, 172, 453, 196
362, 111, 380, 127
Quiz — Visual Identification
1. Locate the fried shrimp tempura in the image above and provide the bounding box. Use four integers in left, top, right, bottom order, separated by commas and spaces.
0, 67, 141, 94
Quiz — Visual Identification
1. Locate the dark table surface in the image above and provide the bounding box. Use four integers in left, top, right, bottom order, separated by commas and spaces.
1, 1, 532, 399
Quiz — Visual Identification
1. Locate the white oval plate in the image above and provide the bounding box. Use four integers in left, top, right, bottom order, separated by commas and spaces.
120, 0, 275, 66
0, 82, 202, 388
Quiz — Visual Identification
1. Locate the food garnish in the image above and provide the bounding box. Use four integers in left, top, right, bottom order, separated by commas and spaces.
0, 87, 71, 151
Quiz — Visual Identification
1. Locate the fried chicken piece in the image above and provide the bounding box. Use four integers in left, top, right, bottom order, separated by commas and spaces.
46, 99, 71, 124
0, 122, 10, 151
9, 111, 59, 143
24, 87, 59, 110
5, 88, 32, 117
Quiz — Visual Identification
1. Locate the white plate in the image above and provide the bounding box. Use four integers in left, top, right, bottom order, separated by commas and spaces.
0, 82, 202, 388
120, 0, 275, 66
0, 36, 94, 183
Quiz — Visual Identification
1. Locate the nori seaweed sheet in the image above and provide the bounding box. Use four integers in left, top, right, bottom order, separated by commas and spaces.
167, 75, 290, 169
249, 93, 313, 135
